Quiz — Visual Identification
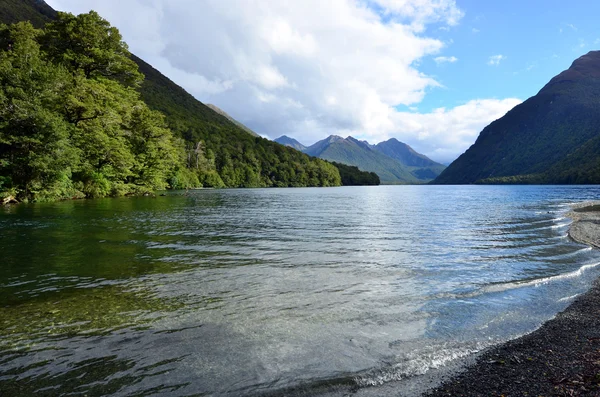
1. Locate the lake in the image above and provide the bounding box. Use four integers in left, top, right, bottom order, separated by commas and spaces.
2, 185, 600, 396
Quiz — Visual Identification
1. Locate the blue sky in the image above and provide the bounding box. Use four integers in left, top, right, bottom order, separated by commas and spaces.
46, 0, 598, 163
414, 0, 599, 112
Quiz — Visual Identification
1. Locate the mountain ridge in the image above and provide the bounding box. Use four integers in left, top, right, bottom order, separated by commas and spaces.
301, 135, 445, 184
435, 50, 600, 184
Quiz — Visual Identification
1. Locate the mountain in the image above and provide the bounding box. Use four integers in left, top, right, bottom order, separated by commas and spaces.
2, 1, 344, 189
374, 138, 446, 180
206, 104, 260, 137
0, 0, 57, 26
303, 135, 443, 184
274, 135, 307, 151
435, 51, 600, 184
375, 138, 441, 167
304, 135, 346, 157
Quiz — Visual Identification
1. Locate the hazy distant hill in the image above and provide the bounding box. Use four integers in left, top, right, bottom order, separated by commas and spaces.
374, 138, 446, 180
435, 51, 600, 184
303, 135, 444, 184
374, 138, 441, 167
274, 135, 307, 151
206, 104, 260, 137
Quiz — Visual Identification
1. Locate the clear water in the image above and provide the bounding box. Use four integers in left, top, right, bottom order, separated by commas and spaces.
1, 185, 600, 396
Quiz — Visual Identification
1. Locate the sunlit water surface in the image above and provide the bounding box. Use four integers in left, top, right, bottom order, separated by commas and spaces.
2, 185, 600, 396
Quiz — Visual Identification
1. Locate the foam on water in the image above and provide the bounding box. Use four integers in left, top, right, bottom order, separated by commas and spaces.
354, 342, 490, 387
481, 261, 600, 294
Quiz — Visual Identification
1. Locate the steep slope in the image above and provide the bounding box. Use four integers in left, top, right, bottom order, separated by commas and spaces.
274, 135, 307, 151
304, 136, 428, 184
374, 138, 446, 180
4, 0, 342, 188
206, 104, 260, 137
0, 0, 56, 26
435, 51, 600, 184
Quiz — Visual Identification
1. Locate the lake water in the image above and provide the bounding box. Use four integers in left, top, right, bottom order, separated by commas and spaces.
2, 185, 600, 396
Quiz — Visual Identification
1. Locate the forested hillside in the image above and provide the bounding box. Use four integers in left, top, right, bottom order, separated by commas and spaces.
435, 51, 600, 184
330, 162, 380, 185
0, 3, 343, 202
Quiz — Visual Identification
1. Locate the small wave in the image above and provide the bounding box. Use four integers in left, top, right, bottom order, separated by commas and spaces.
354, 343, 488, 387
432, 260, 599, 301
558, 293, 580, 302
542, 246, 593, 261
550, 221, 572, 229
547, 233, 569, 240
526, 223, 569, 232
482, 261, 600, 294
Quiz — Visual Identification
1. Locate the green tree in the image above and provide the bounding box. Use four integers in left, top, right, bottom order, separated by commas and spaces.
41, 11, 142, 85
0, 22, 78, 201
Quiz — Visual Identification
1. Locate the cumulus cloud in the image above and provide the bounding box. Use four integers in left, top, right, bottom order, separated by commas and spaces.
434, 56, 458, 64
386, 98, 522, 163
46, 0, 518, 163
488, 54, 506, 66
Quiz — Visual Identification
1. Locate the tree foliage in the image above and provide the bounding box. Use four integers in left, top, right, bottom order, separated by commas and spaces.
0, 15, 180, 201
0, 11, 343, 202
330, 162, 380, 186
133, 54, 342, 189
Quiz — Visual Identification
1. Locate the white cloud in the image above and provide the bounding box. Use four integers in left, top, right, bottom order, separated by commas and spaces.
372, 0, 464, 31
383, 98, 522, 162
488, 54, 506, 66
434, 56, 458, 64
472, 27, 480, 33
45, 0, 518, 163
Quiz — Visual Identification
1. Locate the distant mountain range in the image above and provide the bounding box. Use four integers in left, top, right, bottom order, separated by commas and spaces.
275, 135, 445, 184
435, 51, 600, 184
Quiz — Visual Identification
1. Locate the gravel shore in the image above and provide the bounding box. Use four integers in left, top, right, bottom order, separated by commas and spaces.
426, 204, 600, 397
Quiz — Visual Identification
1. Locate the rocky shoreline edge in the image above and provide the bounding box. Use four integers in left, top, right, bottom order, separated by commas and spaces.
425, 202, 600, 396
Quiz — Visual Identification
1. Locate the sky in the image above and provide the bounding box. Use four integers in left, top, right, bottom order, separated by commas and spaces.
45, 0, 600, 164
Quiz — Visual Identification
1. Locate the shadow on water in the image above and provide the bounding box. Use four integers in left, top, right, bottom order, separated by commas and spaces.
0, 194, 226, 396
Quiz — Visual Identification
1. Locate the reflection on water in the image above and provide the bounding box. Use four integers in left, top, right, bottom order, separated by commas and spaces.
2, 186, 600, 396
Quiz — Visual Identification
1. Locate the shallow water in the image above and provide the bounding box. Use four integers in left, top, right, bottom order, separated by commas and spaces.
2, 185, 600, 396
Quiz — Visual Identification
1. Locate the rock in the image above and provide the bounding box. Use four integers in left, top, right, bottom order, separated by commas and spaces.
2, 195, 18, 205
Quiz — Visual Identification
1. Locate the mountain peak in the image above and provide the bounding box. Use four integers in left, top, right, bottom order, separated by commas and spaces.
375, 138, 442, 168
326, 135, 344, 143
274, 135, 307, 151
541, 50, 600, 93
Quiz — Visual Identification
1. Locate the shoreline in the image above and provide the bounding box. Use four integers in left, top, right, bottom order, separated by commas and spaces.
425, 202, 600, 396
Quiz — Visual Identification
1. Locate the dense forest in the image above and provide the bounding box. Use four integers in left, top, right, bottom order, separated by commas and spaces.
330, 162, 380, 185
0, 11, 344, 202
